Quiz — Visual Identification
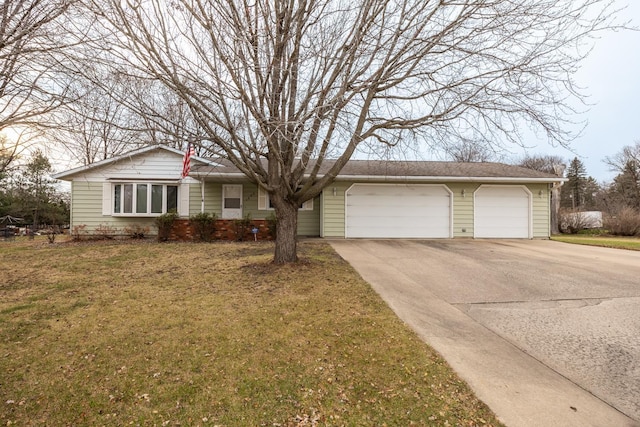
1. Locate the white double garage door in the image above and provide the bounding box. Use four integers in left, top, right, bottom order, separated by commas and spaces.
345, 184, 532, 239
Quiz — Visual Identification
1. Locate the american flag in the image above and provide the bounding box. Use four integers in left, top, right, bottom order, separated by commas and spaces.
181, 143, 195, 178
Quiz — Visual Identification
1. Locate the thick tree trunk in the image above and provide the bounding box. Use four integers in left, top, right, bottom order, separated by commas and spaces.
273, 199, 299, 264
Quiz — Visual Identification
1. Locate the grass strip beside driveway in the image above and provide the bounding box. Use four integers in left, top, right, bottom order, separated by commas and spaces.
0, 239, 501, 426
552, 235, 640, 251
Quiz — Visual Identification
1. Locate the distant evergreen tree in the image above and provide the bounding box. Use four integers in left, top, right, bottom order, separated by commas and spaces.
562, 157, 588, 209
4, 150, 69, 228
611, 160, 640, 209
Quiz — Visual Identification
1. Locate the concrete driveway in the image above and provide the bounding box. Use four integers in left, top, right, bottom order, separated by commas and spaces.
330, 239, 640, 427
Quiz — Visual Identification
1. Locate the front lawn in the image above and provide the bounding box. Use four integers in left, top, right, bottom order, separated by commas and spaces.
0, 238, 501, 426
552, 234, 640, 251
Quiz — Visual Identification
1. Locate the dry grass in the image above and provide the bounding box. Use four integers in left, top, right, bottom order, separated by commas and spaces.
552, 235, 640, 251
1, 237, 502, 426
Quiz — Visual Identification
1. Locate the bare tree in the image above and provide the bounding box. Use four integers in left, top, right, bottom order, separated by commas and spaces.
518, 154, 567, 175
0, 0, 80, 133
444, 139, 499, 162
48, 66, 220, 163
604, 141, 640, 173
47, 74, 146, 165
86, 0, 620, 263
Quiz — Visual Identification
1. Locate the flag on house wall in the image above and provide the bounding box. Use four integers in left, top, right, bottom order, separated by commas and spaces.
181, 143, 195, 178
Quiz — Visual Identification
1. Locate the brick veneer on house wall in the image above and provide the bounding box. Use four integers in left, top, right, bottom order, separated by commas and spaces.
169, 219, 274, 241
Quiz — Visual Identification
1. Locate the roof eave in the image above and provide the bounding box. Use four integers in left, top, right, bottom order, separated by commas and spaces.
333, 175, 566, 183
192, 171, 564, 183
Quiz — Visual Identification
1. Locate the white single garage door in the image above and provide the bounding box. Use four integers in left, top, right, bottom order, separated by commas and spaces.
474, 186, 531, 238
346, 184, 452, 238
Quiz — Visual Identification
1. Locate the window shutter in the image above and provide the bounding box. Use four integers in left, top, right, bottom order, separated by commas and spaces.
258, 188, 267, 210
102, 182, 112, 215
178, 182, 190, 217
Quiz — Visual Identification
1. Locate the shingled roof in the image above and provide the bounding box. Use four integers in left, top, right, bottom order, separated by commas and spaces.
192, 158, 561, 182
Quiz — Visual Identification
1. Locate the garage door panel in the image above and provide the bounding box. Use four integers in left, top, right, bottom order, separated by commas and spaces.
346, 184, 451, 238
477, 206, 529, 218
348, 214, 450, 228
475, 186, 531, 238
347, 197, 448, 211
348, 221, 450, 238
347, 204, 447, 218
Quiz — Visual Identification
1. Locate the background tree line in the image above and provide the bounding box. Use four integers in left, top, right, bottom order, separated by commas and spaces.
0, 140, 69, 231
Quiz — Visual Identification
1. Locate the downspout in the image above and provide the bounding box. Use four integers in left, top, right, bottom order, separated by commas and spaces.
201, 179, 205, 213
551, 164, 566, 235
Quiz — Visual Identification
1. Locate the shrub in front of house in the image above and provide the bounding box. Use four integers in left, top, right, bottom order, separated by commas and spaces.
155, 211, 178, 242
233, 214, 252, 241
190, 212, 217, 242
124, 224, 150, 239
71, 224, 88, 241
95, 223, 119, 239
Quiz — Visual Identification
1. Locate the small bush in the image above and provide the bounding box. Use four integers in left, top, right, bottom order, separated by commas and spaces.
95, 224, 119, 239
124, 224, 150, 239
155, 211, 179, 242
233, 213, 252, 241
604, 207, 640, 236
71, 224, 88, 241
190, 212, 217, 242
266, 212, 277, 239
44, 226, 60, 244
559, 209, 597, 234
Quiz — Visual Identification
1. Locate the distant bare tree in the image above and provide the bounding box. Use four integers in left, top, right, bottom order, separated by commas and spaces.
518, 154, 567, 175
604, 141, 640, 173
86, 0, 620, 263
48, 69, 221, 164
0, 0, 79, 133
47, 74, 145, 165
444, 139, 498, 162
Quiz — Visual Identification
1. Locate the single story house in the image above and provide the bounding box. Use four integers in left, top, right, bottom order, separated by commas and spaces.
53, 145, 563, 239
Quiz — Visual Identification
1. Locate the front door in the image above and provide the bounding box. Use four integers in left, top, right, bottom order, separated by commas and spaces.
222, 184, 243, 219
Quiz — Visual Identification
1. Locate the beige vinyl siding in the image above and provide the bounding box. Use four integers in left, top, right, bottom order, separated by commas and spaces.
77, 149, 187, 181
297, 197, 320, 236
321, 183, 350, 237
198, 183, 320, 236
529, 183, 551, 238
70, 181, 160, 235
449, 183, 479, 237
188, 181, 222, 217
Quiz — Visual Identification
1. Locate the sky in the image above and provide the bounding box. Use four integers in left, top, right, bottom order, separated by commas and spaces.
518, 2, 640, 182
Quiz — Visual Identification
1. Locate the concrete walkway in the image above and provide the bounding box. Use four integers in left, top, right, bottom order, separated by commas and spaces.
330, 240, 640, 427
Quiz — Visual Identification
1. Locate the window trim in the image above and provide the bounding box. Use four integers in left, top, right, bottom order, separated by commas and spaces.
110, 181, 180, 217
257, 188, 313, 211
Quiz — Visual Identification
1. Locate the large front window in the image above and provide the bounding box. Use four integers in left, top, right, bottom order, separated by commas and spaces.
113, 183, 178, 216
